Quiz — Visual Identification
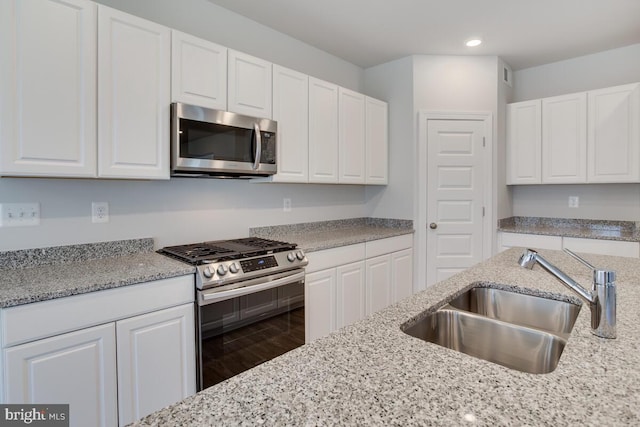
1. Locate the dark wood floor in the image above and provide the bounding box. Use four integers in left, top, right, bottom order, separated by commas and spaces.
201, 307, 305, 388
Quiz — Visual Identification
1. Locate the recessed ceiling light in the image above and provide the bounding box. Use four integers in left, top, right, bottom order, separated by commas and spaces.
465, 38, 482, 47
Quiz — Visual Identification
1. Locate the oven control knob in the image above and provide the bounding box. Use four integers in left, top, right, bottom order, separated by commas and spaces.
296, 251, 305, 261
203, 266, 214, 278
229, 262, 239, 274
287, 252, 296, 262
217, 265, 228, 276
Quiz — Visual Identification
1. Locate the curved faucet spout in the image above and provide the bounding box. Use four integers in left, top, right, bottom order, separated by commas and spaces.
517, 248, 616, 339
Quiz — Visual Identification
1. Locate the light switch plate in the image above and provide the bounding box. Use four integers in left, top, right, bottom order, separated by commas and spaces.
0, 203, 40, 227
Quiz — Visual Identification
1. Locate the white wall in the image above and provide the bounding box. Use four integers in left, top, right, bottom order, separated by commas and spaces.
511, 43, 640, 220
364, 57, 415, 220
0, 0, 368, 251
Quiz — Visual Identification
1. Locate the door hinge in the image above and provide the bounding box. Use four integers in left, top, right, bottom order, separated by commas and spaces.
482, 137, 486, 147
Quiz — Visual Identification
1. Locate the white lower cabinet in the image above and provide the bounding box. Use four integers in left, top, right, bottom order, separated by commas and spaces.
4, 323, 118, 427
305, 235, 413, 342
1, 275, 195, 426
116, 304, 195, 426
498, 231, 639, 258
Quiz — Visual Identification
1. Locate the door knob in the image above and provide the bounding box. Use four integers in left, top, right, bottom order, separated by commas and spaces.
429, 223, 438, 230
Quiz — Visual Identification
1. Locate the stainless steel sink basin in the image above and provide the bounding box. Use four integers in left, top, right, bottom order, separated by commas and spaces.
403, 309, 569, 374
447, 287, 581, 339
402, 287, 582, 374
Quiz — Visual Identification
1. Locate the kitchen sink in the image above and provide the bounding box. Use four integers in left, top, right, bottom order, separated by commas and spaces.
447, 287, 581, 339
402, 287, 582, 374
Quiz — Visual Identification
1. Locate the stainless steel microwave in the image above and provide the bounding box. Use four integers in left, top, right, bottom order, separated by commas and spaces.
170, 103, 277, 178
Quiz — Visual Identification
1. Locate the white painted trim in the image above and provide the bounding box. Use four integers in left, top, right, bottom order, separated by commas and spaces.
416, 111, 494, 290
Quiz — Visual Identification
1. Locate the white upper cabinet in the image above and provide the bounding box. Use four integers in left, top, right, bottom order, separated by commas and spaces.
308, 77, 339, 183
542, 92, 587, 183
587, 83, 640, 183
272, 65, 309, 182
507, 100, 542, 184
0, 0, 97, 177
228, 50, 272, 118
171, 30, 227, 110
365, 97, 389, 185
97, 5, 171, 179
338, 88, 366, 184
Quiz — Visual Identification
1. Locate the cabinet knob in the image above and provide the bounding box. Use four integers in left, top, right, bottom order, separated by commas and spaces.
429, 223, 438, 230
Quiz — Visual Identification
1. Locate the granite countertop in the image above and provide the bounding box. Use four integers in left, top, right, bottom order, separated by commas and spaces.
134, 248, 640, 426
0, 239, 195, 308
250, 218, 414, 252
498, 216, 640, 242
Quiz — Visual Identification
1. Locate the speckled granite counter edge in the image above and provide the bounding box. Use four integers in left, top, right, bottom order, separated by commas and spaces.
250, 218, 414, 252
498, 216, 640, 242
0, 238, 155, 269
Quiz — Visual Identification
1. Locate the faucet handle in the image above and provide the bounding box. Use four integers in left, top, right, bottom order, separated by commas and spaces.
594, 269, 616, 287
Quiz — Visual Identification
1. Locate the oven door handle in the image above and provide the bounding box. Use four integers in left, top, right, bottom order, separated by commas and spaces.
199, 270, 305, 305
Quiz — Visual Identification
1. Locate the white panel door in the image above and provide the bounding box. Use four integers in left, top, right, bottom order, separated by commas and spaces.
171, 30, 227, 110
227, 50, 272, 118
0, 0, 97, 177
308, 77, 339, 183
4, 323, 117, 427
272, 65, 309, 182
506, 100, 541, 184
391, 248, 413, 303
365, 97, 389, 185
116, 304, 196, 426
336, 261, 365, 329
426, 120, 485, 286
305, 269, 336, 342
587, 83, 640, 183
98, 5, 170, 179
338, 88, 366, 184
542, 92, 587, 183
365, 255, 392, 315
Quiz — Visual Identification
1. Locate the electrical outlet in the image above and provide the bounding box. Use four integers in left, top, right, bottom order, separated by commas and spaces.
92, 202, 109, 223
283, 198, 292, 212
568, 196, 579, 208
0, 203, 40, 227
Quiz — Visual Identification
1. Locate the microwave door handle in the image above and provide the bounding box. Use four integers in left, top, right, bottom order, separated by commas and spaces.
253, 123, 262, 170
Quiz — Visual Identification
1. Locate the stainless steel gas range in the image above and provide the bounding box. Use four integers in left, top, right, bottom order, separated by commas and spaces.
159, 237, 307, 390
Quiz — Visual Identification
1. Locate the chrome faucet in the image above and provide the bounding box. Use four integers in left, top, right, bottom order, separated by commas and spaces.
518, 248, 616, 339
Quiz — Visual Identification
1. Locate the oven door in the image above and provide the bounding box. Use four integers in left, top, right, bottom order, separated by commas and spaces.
196, 269, 305, 390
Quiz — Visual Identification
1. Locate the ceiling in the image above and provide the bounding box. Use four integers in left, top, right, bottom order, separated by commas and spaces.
207, 0, 640, 70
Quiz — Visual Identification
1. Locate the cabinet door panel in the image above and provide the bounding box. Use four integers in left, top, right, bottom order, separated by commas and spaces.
98, 5, 170, 179
336, 261, 365, 328
365, 255, 392, 316
588, 83, 640, 183
0, 0, 97, 177
171, 30, 227, 110
272, 65, 309, 182
308, 77, 339, 183
365, 97, 389, 184
227, 50, 272, 118
542, 93, 587, 183
507, 100, 542, 184
4, 323, 117, 427
339, 88, 366, 184
116, 304, 195, 425
305, 269, 336, 342
392, 249, 413, 302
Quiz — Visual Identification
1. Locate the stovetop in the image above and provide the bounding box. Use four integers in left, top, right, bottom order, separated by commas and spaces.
159, 237, 297, 265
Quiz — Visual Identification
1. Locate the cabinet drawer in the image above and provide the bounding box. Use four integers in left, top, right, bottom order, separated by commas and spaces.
305, 244, 365, 273
1, 275, 194, 347
499, 232, 562, 250
365, 234, 413, 258
563, 237, 639, 258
